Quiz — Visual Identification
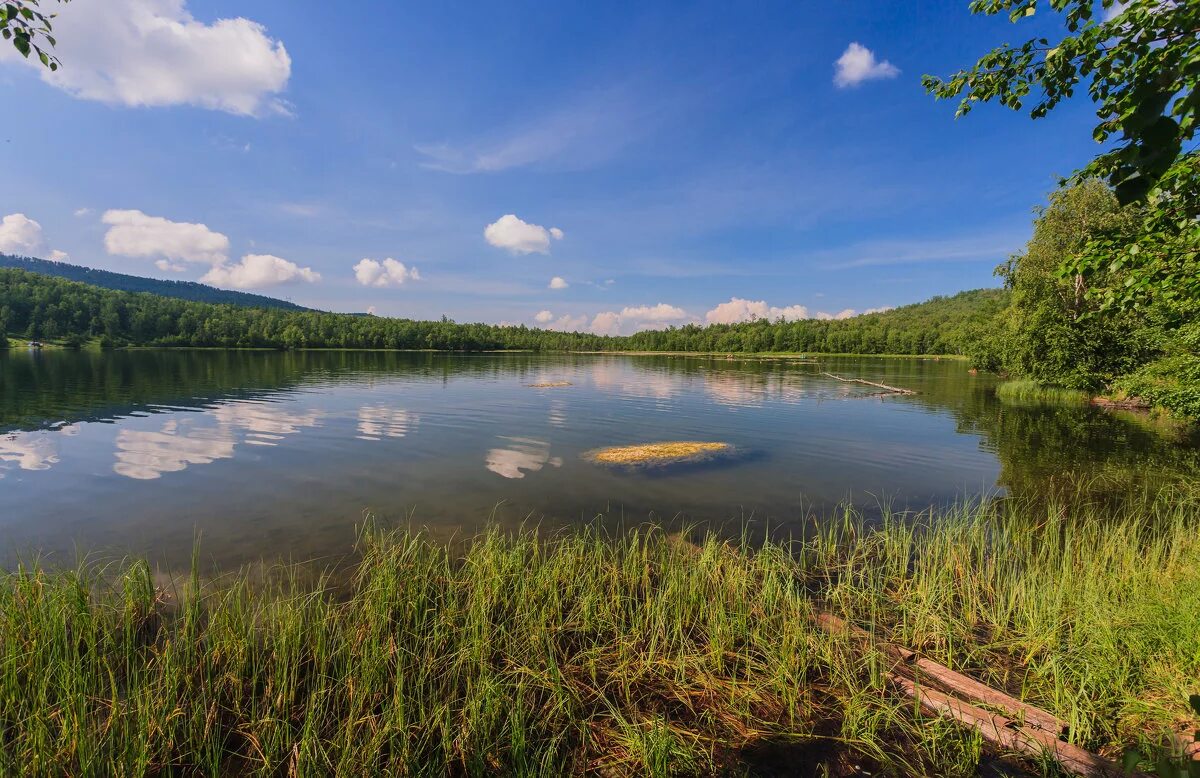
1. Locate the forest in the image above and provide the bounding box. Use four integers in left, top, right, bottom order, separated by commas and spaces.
0, 267, 1006, 356
0, 254, 313, 311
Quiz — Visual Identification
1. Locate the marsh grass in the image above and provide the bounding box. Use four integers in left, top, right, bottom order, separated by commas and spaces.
586, 441, 735, 468
2, 492, 1199, 776
996, 379, 1092, 406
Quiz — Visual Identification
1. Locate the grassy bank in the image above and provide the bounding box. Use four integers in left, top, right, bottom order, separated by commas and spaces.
2, 495, 1199, 776
996, 379, 1092, 406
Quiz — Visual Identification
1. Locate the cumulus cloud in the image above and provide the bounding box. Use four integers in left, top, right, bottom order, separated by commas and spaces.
201, 254, 320, 289
74, 208, 92, 217
155, 259, 187, 272
535, 310, 588, 331
0, 213, 45, 255
0, 0, 292, 116
483, 214, 563, 255
834, 42, 899, 88
704, 297, 890, 323
353, 258, 420, 287
705, 298, 810, 325
815, 309, 857, 321
103, 209, 229, 265
588, 303, 689, 336
548, 276, 568, 289
48, 250, 70, 262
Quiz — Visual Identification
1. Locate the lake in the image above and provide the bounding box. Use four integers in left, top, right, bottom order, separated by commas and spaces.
2, 350, 1197, 571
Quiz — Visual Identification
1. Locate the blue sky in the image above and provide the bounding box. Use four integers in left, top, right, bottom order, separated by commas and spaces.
0, 0, 1103, 332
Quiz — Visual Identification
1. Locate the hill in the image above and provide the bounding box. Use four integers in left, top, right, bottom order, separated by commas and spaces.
0, 254, 313, 311
0, 267, 1005, 355
623, 288, 1010, 355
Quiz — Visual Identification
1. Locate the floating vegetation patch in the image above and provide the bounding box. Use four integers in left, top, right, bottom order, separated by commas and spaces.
527, 381, 572, 388
585, 441, 735, 469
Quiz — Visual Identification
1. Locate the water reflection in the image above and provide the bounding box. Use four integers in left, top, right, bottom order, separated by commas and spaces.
114, 400, 322, 479
485, 437, 563, 479
357, 405, 418, 440
211, 400, 323, 446
114, 420, 236, 480
0, 430, 61, 473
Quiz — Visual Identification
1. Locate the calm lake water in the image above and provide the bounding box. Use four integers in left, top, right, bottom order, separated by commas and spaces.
2, 350, 1197, 571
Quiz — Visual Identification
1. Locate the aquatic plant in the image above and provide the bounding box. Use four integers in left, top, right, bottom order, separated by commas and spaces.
996, 379, 1091, 406
585, 441, 733, 467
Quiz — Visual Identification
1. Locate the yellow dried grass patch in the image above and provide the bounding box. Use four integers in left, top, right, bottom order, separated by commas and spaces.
587, 441, 732, 466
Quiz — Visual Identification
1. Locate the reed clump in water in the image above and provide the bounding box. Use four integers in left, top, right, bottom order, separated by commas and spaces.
996, 379, 1091, 406
1, 491, 1198, 776
527, 381, 572, 388
586, 441, 733, 466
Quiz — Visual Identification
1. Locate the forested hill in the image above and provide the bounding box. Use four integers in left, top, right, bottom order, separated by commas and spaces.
0, 268, 1005, 354
623, 288, 1010, 355
0, 254, 313, 311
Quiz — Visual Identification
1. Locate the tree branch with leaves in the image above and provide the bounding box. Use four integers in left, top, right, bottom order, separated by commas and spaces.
1, 0, 68, 71
925, 0, 1199, 312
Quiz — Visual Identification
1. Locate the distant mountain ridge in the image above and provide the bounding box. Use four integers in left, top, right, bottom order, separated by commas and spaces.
0, 254, 314, 311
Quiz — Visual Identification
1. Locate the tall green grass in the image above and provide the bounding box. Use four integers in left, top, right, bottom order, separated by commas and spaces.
996, 379, 1092, 406
2, 493, 1198, 775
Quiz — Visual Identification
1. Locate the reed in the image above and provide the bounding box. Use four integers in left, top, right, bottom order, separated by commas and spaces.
996, 379, 1092, 406
1, 492, 1197, 775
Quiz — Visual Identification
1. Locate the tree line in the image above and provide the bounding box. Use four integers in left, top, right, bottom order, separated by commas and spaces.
0, 268, 1004, 355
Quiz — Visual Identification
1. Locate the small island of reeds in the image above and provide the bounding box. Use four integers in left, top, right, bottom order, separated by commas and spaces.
585, 440, 734, 467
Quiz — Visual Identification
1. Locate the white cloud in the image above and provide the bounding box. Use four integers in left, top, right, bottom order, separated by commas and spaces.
704, 298, 890, 323
834, 42, 899, 88
862, 306, 894, 315
0, 213, 45, 255
620, 303, 687, 322
0, 0, 292, 116
155, 259, 187, 272
103, 209, 229, 265
74, 208, 92, 217
483, 214, 563, 255
201, 253, 320, 289
535, 310, 588, 331
705, 298, 810, 325
815, 309, 857, 321
588, 303, 689, 335
48, 249, 70, 262
548, 276, 568, 289
353, 258, 420, 287
590, 311, 623, 336
366, 305, 378, 316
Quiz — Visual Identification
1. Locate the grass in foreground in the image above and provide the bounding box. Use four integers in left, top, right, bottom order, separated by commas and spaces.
2, 494, 1199, 776
996, 379, 1092, 406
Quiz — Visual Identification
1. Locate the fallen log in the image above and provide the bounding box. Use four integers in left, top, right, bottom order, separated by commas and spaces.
820, 371, 916, 395
891, 676, 1143, 778
814, 614, 1066, 736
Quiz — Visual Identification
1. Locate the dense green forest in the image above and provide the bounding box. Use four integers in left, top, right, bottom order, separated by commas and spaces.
0, 267, 1003, 355
0, 254, 313, 311
974, 181, 1199, 419
623, 289, 1007, 354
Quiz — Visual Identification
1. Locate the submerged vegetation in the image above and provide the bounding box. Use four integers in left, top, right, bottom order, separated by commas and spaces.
585, 441, 733, 467
2, 494, 1198, 776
